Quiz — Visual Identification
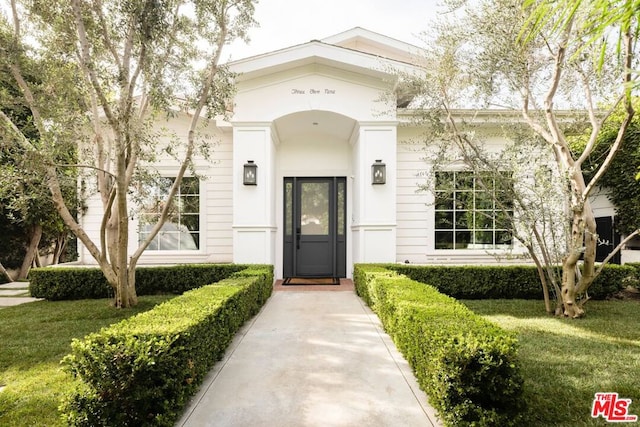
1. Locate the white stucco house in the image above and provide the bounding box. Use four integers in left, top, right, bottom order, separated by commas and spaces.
77, 27, 637, 280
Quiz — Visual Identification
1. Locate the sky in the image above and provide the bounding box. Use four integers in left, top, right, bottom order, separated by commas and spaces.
222, 0, 447, 61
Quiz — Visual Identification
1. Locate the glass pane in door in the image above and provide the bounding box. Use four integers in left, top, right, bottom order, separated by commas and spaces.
337, 180, 345, 236
285, 181, 293, 236
300, 182, 329, 235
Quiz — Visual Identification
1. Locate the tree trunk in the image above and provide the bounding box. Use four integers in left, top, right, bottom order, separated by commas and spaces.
112, 136, 137, 308
576, 201, 598, 298
52, 234, 67, 265
126, 265, 138, 307
531, 253, 552, 314
553, 281, 563, 316
34, 249, 41, 267
561, 257, 584, 318
560, 204, 594, 318
18, 224, 42, 280
0, 261, 15, 283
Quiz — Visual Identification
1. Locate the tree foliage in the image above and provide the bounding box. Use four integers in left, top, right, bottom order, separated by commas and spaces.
403, 0, 637, 316
577, 102, 640, 235
522, 0, 640, 90
0, 45, 78, 281
1, 0, 257, 307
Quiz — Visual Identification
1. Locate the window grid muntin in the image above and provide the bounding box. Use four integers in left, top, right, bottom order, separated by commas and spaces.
434, 171, 512, 250
138, 177, 200, 251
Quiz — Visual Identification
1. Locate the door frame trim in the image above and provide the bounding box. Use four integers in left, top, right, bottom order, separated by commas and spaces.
283, 176, 347, 278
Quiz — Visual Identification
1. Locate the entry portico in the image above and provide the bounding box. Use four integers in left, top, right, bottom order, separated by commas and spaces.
229, 29, 415, 279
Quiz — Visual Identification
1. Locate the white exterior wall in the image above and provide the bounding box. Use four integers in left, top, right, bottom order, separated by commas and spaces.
351, 124, 397, 264
395, 127, 532, 265
395, 134, 430, 264
202, 133, 234, 263
231, 67, 392, 123
589, 188, 615, 218
78, 193, 104, 264
78, 113, 234, 265
232, 124, 277, 265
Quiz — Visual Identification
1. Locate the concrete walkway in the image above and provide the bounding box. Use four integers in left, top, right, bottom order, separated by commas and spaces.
0, 282, 41, 308
177, 289, 442, 427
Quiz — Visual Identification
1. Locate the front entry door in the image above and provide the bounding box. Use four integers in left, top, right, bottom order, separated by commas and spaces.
283, 177, 346, 278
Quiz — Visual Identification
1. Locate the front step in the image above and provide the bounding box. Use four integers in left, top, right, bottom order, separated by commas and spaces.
0, 282, 31, 297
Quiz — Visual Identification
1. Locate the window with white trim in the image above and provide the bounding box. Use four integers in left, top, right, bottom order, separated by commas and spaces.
434, 171, 513, 249
138, 177, 200, 251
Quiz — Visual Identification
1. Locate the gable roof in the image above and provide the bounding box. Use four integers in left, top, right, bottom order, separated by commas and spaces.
320, 27, 424, 64
228, 27, 423, 82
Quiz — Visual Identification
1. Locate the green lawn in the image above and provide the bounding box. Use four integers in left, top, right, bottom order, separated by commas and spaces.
0, 296, 172, 427
462, 299, 640, 427
2, 297, 638, 426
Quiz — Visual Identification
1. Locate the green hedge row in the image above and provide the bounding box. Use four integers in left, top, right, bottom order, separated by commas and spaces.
623, 263, 640, 281
354, 264, 524, 427
29, 264, 248, 300
60, 265, 273, 427
387, 264, 636, 300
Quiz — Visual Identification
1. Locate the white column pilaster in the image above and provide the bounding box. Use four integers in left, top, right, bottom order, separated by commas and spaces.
351, 122, 398, 263
232, 123, 277, 264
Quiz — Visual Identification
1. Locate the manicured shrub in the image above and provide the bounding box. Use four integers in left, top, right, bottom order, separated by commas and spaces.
354, 264, 524, 427
590, 264, 638, 298
60, 265, 273, 427
29, 264, 247, 300
389, 265, 539, 299
624, 262, 640, 272
388, 264, 634, 300
621, 263, 640, 288
29, 268, 112, 300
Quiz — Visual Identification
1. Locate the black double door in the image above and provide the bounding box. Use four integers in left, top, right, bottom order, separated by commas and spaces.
283, 177, 346, 278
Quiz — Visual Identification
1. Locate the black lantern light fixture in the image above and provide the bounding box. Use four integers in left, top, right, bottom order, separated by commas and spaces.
243, 160, 257, 185
371, 159, 386, 185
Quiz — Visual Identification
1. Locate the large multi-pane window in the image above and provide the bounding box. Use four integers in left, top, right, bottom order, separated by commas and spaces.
138, 177, 200, 251
434, 171, 513, 250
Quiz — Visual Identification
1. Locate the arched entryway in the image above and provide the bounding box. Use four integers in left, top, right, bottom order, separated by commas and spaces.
273, 111, 356, 280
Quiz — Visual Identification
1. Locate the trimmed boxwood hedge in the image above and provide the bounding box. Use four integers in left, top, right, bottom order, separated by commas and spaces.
29, 264, 249, 300
624, 263, 640, 285
388, 264, 636, 300
354, 264, 524, 427
60, 265, 273, 427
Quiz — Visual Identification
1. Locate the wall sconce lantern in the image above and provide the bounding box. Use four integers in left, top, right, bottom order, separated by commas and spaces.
371, 159, 386, 185
243, 160, 257, 185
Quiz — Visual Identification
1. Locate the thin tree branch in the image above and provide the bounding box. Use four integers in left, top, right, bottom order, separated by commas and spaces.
0, 261, 16, 283
542, 22, 573, 152
575, 92, 625, 167
10, 0, 20, 39
7, 64, 45, 137
46, 164, 116, 284
0, 110, 36, 152
71, 0, 118, 128
48, 163, 117, 177
99, 186, 116, 265
594, 229, 640, 279
130, 9, 230, 266
583, 28, 635, 199
92, 0, 122, 70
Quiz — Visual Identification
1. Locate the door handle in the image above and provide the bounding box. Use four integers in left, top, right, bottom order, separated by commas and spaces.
296, 227, 301, 249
